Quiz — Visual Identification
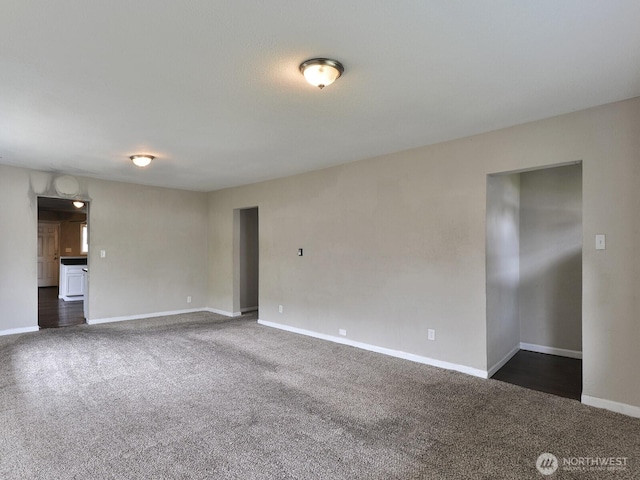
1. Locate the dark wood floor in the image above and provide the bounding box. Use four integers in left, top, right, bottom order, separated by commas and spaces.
38, 287, 86, 328
491, 350, 582, 400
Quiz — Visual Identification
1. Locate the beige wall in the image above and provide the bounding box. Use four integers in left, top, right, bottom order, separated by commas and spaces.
210, 158, 489, 370
0, 166, 38, 331
208, 97, 640, 410
486, 173, 520, 370
519, 165, 582, 351
86, 178, 209, 319
0, 166, 209, 329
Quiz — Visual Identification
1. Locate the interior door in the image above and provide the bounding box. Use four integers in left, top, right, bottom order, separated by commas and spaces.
38, 223, 59, 287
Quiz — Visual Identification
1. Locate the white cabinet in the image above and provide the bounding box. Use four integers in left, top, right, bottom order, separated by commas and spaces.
66, 267, 84, 296
59, 259, 87, 301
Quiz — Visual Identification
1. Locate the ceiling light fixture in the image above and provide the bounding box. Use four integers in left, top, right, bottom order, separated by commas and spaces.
73, 201, 85, 208
130, 154, 155, 167
299, 58, 344, 89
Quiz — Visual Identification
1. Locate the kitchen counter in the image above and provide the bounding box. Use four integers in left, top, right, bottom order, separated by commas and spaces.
60, 256, 87, 266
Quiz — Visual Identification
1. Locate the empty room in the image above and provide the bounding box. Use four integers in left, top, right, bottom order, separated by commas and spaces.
1, 2, 640, 479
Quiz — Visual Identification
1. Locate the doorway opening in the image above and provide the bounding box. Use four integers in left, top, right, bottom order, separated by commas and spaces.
486, 162, 583, 400
37, 197, 89, 328
233, 207, 259, 317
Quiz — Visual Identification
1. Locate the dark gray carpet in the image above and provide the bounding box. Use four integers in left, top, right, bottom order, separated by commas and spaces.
1, 312, 638, 479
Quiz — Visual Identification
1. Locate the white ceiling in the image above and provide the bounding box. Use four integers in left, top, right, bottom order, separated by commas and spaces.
1, 1, 639, 192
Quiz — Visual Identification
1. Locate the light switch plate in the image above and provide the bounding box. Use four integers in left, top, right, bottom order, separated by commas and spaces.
595, 234, 606, 250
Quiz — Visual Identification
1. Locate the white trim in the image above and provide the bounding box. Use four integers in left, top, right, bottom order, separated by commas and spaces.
0, 326, 39, 336
582, 395, 640, 419
519, 342, 582, 359
88, 308, 206, 325
58, 295, 83, 302
257, 319, 488, 378
487, 345, 520, 378
241, 306, 258, 313
204, 308, 241, 317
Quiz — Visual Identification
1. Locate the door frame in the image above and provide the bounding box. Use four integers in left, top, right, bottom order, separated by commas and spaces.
485, 161, 583, 388
36, 196, 91, 324
232, 206, 259, 316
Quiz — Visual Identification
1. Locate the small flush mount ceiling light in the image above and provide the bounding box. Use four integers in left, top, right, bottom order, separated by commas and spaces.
73, 201, 85, 208
130, 154, 155, 167
299, 58, 344, 89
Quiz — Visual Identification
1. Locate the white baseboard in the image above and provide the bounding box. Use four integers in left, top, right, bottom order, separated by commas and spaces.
58, 295, 83, 302
204, 308, 242, 317
0, 326, 39, 336
582, 394, 640, 419
88, 308, 207, 325
257, 319, 488, 379
487, 345, 520, 378
519, 342, 582, 359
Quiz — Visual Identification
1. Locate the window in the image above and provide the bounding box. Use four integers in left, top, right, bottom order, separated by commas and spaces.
81, 223, 88, 254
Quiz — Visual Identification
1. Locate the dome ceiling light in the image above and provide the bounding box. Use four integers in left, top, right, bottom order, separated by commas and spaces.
130, 154, 155, 167
299, 58, 344, 89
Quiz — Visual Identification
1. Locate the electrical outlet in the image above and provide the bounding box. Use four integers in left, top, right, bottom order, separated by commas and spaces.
100, 249, 106, 258
428, 329, 436, 341
339, 329, 347, 336
278, 305, 283, 313
187, 296, 192, 303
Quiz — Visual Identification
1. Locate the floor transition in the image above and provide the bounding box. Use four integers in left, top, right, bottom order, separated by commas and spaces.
491, 350, 582, 400
38, 286, 86, 329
